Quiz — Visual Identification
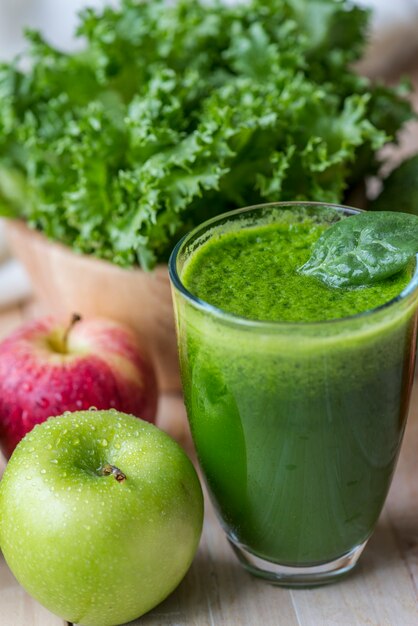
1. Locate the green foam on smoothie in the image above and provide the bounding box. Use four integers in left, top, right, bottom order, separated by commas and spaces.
182, 219, 411, 322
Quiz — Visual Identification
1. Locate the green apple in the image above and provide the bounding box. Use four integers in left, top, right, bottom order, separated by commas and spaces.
0, 410, 204, 626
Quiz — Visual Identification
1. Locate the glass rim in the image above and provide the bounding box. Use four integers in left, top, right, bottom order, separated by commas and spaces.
168, 201, 418, 329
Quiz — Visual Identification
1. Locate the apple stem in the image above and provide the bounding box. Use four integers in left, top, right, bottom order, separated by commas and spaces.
62, 313, 82, 351
100, 463, 126, 483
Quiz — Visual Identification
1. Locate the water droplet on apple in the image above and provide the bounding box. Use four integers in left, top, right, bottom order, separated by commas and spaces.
22, 382, 32, 392
109, 408, 117, 414
114, 442, 121, 449
46, 444, 52, 450
28, 447, 35, 453
90, 426, 96, 431
101, 439, 108, 447
63, 411, 71, 417
40, 469, 46, 475
50, 459, 58, 464
25, 475, 32, 480
89, 406, 98, 412
37, 397, 49, 409
67, 486, 72, 491
73, 438, 80, 446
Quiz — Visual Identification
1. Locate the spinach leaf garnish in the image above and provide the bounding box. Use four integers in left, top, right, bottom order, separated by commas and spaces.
299, 211, 418, 288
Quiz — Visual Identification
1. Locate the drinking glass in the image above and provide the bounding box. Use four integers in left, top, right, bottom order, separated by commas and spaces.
169, 202, 418, 586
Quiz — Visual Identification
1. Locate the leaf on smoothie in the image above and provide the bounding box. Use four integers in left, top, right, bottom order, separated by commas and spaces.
299, 211, 418, 288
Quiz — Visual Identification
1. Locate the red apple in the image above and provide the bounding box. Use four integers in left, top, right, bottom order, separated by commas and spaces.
0, 315, 158, 458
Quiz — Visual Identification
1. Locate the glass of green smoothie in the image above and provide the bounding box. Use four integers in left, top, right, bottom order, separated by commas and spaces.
169, 202, 418, 586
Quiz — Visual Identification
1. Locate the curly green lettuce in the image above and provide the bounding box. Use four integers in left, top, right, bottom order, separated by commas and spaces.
0, 0, 414, 268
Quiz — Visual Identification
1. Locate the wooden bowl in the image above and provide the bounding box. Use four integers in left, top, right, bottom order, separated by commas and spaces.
5, 220, 181, 392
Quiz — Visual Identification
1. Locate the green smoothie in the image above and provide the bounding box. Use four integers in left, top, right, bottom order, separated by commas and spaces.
182, 219, 411, 322
171, 205, 418, 571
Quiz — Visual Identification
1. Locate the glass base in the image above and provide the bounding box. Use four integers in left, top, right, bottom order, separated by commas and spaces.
228, 538, 368, 587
